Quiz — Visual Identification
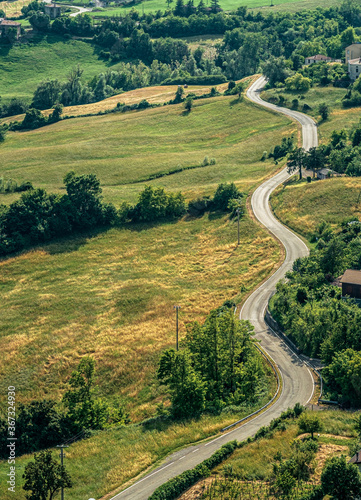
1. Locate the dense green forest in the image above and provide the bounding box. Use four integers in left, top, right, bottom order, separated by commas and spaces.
271, 220, 361, 406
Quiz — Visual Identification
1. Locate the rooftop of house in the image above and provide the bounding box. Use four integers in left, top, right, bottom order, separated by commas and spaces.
349, 450, 361, 465
307, 54, 332, 60
340, 269, 361, 285
349, 58, 361, 65
318, 168, 334, 175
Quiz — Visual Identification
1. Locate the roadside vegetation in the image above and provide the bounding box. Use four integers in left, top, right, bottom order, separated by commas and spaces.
183, 408, 361, 500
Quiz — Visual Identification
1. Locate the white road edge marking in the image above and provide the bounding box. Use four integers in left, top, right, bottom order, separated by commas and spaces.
110, 462, 174, 499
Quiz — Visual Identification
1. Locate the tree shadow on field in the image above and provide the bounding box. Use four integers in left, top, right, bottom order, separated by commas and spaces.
207, 210, 226, 221
139, 414, 201, 435
40, 227, 106, 255
125, 218, 180, 233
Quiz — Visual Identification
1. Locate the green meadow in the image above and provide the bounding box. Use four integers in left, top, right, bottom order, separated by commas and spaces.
0, 96, 294, 415
89, 0, 340, 16
0, 35, 124, 103
0, 96, 296, 206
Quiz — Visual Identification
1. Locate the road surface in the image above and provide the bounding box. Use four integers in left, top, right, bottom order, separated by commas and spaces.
108, 76, 318, 500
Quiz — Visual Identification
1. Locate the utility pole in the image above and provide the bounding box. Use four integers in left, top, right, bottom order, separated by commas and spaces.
56, 445, 69, 500
174, 305, 181, 350
236, 208, 240, 245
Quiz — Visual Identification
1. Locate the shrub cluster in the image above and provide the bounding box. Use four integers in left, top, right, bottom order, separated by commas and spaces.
188, 182, 243, 217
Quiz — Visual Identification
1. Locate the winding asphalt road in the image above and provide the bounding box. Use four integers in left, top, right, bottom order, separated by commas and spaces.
108, 76, 318, 500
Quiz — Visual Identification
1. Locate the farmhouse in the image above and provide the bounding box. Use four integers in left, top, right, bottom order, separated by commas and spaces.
348, 58, 361, 81
345, 42, 361, 63
340, 269, 361, 300
304, 54, 332, 65
44, 4, 62, 19
349, 450, 361, 472
0, 19, 21, 40
317, 168, 336, 180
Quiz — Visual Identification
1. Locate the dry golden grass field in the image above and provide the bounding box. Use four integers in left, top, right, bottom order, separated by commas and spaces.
0, 87, 293, 500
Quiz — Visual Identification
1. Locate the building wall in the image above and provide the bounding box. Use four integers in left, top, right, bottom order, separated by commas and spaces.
346, 44, 361, 63
342, 283, 361, 298
348, 62, 361, 80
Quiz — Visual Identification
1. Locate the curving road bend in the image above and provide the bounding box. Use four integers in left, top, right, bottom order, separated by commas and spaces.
108, 77, 317, 500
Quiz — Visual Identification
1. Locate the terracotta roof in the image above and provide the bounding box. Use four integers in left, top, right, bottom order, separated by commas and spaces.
0, 20, 21, 26
349, 58, 361, 64
340, 269, 361, 285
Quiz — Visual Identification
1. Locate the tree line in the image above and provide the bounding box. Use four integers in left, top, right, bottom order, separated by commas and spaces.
0, 172, 243, 257
2, 0, 360, 102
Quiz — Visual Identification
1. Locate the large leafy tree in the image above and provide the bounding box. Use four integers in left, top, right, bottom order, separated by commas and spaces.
63, 171, 104, 228
321, 455, 361, 500
23, 450, 72, 500
32, 80, 62, 110
62, 356, 108, 431
157, 349, 205, 418
287, 148, 307, 180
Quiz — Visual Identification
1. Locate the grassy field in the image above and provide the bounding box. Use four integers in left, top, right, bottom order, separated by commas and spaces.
0, 379, 278, 500
0, 96, 296, 206
0, 90, 292, 500
0, 80, 236, 125
0, 35, 127, 104
261, 85, 361, 143
89, 0, 339, 16
0, 96, 295, 411
271, 177, 361, 238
